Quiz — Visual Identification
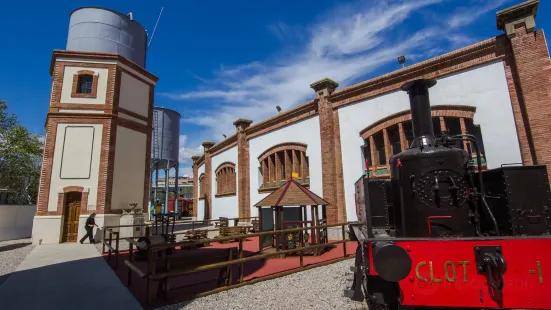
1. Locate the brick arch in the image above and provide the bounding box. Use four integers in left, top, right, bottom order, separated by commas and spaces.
57, 186, 91, 215
63, 186, 84, 193
258, 142, 310, 192
199, 173, 206, 199
258, 142, 308, 162
215, 162, 236, 174
76, 70, 95, 75
360, 105, 476, 139
360, 104, 486, 178
215, 162, 237, 197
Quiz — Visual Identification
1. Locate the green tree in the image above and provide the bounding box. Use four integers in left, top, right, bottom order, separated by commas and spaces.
0, 100, 43, 204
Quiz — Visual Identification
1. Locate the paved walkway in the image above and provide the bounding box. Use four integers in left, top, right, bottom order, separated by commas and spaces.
0, 243, 142, 310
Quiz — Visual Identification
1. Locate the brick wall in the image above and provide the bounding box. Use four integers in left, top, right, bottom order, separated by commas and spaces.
235, 120, 252, 221
508, 27, 551, 180
191, 156, 199, 217
202, 142, 215, 220
317, 93, 339, 224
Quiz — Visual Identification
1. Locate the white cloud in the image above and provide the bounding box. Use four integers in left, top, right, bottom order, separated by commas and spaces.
164, 0, 505, 151
178, 134, 203, 164
447, 0, 512, 29
178, 166, 194, 178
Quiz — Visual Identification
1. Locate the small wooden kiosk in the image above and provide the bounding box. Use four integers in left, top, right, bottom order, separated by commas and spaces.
254, 179, 329, 256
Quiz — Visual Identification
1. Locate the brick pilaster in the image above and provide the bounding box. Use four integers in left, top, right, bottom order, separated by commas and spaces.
234, 119, 253, 221
191, 155, 200, 218
497, 0, 551, 179
311, 78, 346, 224
202, 141, 215, 220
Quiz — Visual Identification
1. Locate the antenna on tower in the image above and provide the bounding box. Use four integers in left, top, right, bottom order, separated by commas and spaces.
148, 7, 165, 48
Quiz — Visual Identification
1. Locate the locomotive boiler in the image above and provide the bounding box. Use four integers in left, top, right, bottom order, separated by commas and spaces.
346, 78, 551, 309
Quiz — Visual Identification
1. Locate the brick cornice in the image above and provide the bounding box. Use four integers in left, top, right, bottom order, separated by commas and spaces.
197, 154, 205, 167
238, 36, 505, 141
332, 37, 505, 109
209, 135, 237, 156
245, 101, 317, 139
50, 50, 159, 82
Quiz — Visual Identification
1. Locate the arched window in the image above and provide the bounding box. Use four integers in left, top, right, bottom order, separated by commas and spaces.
199, 173, 206, 199
360, 105, 487, 178
258, 142, 309, 192
71, 70, 98, 98
215, 162, 236, 197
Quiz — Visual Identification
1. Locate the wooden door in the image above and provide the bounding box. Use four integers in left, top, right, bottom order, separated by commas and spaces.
62, 193, 81, 243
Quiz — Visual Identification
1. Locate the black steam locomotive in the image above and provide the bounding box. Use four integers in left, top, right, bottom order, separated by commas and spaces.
346, 79, 551, 309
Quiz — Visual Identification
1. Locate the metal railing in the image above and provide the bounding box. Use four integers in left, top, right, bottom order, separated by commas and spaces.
124, 221, 356, 309
100, 216, 259, 268
101, 227, 121, 269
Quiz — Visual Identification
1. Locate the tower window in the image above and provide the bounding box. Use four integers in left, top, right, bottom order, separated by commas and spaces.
77, 75, 93, 94
71, 70, 99, 98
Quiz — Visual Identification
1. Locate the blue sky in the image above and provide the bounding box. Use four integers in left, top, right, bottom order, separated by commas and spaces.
1, 0, 549, 176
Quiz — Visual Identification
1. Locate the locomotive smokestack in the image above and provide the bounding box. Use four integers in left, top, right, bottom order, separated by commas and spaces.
400, 78, 437, 147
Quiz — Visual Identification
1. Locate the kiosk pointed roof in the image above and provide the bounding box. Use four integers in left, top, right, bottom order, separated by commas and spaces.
254, 179, 328, 207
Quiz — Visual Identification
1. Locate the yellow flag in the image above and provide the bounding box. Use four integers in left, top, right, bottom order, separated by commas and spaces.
292, 172, 299, 179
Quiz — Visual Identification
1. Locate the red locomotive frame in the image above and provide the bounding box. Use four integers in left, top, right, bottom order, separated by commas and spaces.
365, 237, 551, 309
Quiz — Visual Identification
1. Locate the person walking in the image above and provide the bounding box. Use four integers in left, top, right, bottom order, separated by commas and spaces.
80, 213, 98, 244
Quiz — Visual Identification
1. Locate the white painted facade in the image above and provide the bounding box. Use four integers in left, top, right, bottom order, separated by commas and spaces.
202, 61, 522, 223
110, 126, 148, 210
32, 214, 119, 245
59, 66, 108, 105
338, 61, 522, 221
47, 123, 103, 211
211, 146, 239, 219
118, 71, 150, 117
248, 116, 323, 220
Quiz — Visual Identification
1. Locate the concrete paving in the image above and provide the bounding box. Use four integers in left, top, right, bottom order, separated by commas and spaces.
0, 243, 142, 310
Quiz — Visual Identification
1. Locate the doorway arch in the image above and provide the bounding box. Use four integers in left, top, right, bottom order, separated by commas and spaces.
59, 186, 89, 243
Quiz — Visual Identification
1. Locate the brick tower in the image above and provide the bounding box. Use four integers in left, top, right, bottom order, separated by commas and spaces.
32, 7, 158, 244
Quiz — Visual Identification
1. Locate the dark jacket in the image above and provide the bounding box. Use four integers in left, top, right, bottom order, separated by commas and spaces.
85, 216, 95, 229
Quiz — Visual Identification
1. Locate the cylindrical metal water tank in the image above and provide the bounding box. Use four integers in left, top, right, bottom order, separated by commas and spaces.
67, 7, 148, 68
151, 107, 181, 170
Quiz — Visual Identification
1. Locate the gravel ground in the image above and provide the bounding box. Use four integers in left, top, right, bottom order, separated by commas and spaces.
156, 258, 367, 310
0, 238, 35, 287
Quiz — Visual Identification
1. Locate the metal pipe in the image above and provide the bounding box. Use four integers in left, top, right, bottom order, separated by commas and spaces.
149, 169, 154, 221
400, 79, 437, 147
154, 168, 159, 215
165, 160, 170, 214
175, 163, 179, 216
